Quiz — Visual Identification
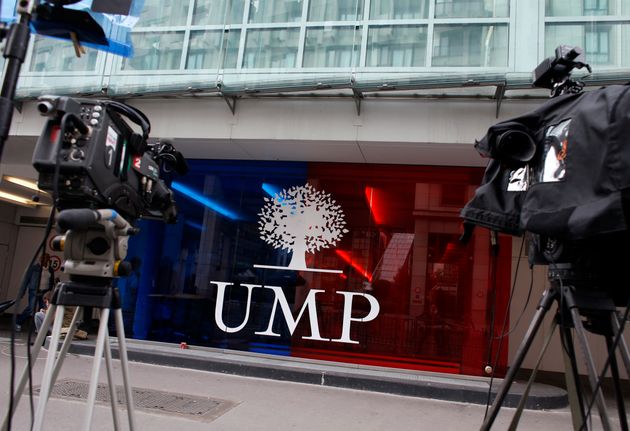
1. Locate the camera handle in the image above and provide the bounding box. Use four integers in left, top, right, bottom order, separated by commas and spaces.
0, 0, 38, 162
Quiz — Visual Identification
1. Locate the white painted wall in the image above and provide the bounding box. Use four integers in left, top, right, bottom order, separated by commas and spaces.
0, 202, 18, 303
4, 96, 540, 168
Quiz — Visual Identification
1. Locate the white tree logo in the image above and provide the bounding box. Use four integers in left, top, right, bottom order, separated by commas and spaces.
254, 184, 348, 273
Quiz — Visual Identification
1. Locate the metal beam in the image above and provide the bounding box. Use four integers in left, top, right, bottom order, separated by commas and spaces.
222, 95, 237, 115
494, 83, 506, 118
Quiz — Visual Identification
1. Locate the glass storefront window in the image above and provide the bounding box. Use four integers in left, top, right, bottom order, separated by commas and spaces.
546, 0, 630, 16
123, 32, 185, 70
370, 0, 430, 20
29, 36, 98, 72
136, 0, 190, 27
303, 27, 361, 68
119, 160, 510, 377
546, 23, 630, 67
248, 0, 304, 23
187, 30, 241, 69
243, 28, 300, 68
366, 25, 428, 67
193, 0, 246, 25
432, 24, 508, 67
308, 0, 363, 21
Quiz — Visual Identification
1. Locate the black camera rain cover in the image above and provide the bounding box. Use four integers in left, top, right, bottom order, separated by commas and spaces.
462, 83, 630, 240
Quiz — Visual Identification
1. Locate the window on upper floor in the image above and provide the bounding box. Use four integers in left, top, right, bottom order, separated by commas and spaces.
243, 28, 301, 68
248, 0, 304, 23
308, 0, 363, 21
29, 35, 98, 72
434, 0, 509, 18
432, 24, 508, 67
369, 0, 429, 20
303, 26, 361, 68
192, 0, 246, 25
366, 26, 428, 67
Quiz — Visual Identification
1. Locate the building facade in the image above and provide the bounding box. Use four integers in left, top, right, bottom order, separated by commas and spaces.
1, 0, 630, 378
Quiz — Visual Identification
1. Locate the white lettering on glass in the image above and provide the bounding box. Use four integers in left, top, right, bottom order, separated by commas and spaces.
213, 282, 258, 333
254, 286, 328, 341
331, 292, 380, 344
211, 281, 380, 344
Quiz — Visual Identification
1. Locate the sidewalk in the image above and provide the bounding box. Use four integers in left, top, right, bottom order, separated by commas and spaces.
0, 334, 625, 430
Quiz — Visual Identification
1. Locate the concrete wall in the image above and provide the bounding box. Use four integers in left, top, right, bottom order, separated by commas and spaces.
0, 202, 18, 304
4, 96, 541, 168
0, 204, 52, 310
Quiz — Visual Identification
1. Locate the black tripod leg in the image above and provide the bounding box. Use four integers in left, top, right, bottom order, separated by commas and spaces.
569, 307, 613, 431
610, 314, 630, 378
605, 335, 628, 431
480, 287, 558, 431
559, 324, 587, 428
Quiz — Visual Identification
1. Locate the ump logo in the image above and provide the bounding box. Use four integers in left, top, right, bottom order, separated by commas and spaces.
254, 183, 348, 273
212, 183, 380, 344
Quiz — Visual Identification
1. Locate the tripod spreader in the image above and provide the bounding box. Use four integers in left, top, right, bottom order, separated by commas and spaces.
53, 279, 122, 309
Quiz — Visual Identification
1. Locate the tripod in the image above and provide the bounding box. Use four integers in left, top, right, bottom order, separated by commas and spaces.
2, 208, 139, 430
1, 281, 136, 431
481, 269, 630, 430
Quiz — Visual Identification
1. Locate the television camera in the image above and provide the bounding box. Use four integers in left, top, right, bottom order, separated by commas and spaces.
33, 95, 186, 223
2, 95, 187, 430
0, 2, 187, 430
462, 46, 630, 430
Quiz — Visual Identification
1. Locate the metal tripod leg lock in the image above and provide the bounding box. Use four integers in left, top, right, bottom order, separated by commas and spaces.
2, 209, 139, 431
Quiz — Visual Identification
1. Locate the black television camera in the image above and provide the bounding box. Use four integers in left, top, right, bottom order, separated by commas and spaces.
32, 96, 186, 223
461, 45, 630, 298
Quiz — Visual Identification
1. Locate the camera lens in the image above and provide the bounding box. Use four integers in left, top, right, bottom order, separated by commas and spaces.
495, 130, 536, 165
37, 101, 55, 116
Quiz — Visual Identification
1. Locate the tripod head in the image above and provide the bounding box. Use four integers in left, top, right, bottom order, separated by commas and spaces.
52, 208, 138, 281
48, 208, 139, 307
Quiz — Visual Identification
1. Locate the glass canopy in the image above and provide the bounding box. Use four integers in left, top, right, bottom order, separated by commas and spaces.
11, 0, 630, 99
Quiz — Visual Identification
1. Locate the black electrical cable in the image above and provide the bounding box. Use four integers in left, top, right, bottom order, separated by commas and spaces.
494, 239, 533, 340
7, 207, 55, 431
483, 237, 526, 420
5, 111, 82, 429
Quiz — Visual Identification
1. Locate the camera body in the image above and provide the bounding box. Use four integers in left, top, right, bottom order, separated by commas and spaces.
32, 96, 181, 223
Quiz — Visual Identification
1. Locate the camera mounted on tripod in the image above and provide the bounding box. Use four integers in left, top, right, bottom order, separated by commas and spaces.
465, 46, 630, 430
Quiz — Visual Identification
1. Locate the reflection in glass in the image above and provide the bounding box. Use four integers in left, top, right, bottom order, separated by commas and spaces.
136, 0, 189, 27
366, 26, 427, 67
308, 0, 363, 21
434, 0, 509, 18
243, 28, 299, 68
120, 160, 508, 376
29, 36, 98, 72
123, 32, 185, 70
546, 23, 630, 67
303, 27, 361, 68
187, 30, 241, 69
369, 0, 429, 20
193, 0, 246, 25
546, 0, 630, 16
248, 0, 304, 23
432, 24, 508, 67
